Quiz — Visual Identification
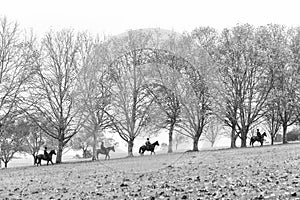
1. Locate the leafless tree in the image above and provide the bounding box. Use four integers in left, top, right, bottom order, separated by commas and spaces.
27, 30, 85, 163
144, 66, 181, 153
0, 116, 29, 168
0, 17, 36, 123
173, 132, 189, 150
194, 25, 273, 148
76, 33, 113, 160
201, 116, 224, 147
71, 130, 93, 158
21, 116, 45, 164
108, 30, 156, 157
264, 90, 282, 145
174, 33, 213, 151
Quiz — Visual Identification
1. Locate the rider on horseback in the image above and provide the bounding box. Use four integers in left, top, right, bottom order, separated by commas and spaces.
145, 138, 151, 149
100, 141, 106, 153
44, 146, 49, 159
256, 129, 261, 138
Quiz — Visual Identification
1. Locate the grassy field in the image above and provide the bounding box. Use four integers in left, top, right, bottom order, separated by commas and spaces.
1, 143, 300, 199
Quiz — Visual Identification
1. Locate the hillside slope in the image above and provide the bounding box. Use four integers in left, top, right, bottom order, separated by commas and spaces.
1, 143, 300, 199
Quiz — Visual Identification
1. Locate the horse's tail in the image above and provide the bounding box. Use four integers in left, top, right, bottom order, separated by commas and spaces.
139, 146, 142, 154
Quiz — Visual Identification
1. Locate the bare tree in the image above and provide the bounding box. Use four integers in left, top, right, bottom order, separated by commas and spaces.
145, 81, 181, 153
108, 30, 155, 157
27, 30, 85, 163
76, 33, 113, 160
192, 26, 240, 148
194, 25, 273, 148
264, 89, 282, 145
173, 132, 189, 150
201, 117, 224, 147
71, 130, 93, 158
174, 33, 213, 151
258, 25, 300, 144
0, 17, 36, 123
0, 116, 28, 168
21, 116, 45, 164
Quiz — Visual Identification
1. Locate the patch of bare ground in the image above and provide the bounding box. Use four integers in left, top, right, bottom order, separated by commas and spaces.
1, 144, 300, 199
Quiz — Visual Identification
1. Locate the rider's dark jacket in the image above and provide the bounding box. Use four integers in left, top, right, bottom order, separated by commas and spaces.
44, 150, 49, 159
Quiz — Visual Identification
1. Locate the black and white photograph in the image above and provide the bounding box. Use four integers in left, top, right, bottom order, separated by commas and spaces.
1, 0, 300, 199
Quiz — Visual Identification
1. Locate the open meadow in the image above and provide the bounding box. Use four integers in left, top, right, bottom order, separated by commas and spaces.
1, 143, 300, 199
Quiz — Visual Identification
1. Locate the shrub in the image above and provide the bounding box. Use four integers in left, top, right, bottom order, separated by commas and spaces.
287, 129, 300, 141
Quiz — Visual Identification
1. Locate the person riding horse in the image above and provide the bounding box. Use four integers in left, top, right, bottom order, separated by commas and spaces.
96, 146, 115, 160
44, 147, 49, 159
250, 131, 267, 147
257, 129, 261, 138
35, 149, 56, 166
100, 142, 106, 153
139, 140, 159, 155
145, 138, 151, 150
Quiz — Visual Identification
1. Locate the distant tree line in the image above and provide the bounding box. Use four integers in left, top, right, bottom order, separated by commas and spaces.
1, 16, 300, 167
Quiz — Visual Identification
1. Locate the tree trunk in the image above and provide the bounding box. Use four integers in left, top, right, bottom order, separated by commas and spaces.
56, 139, 64, 163
240, 127, 248, 148
83, 149, 87, 158
241, 137, 247, 148
192, 135, 200, 151
92, 130, 97, 161
168, 124, 174, 153
127, 139, 134, 157
271, 134, 274, 145
4, 161, 8, 168
32, 154, 36, 165
230, 128, 238, 148
282, 123, 288, 144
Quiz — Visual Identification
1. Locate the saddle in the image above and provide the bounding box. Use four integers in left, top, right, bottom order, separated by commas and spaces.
99, 148, 107, 154
145, 144, 151, 150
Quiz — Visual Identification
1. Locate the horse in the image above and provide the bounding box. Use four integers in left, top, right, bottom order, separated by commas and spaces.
34, 150, 56, 166
250, 132, 267, 147
96, 146, 115, 160
139, 141, 159, 155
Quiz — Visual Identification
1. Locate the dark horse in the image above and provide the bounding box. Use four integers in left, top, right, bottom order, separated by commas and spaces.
250, 132, 267, 147
96, 146, 115, 160
139, 141, 159, 155
34, 150, 56, 166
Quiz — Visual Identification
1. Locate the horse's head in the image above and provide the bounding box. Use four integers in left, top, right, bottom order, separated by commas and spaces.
153, 141, 159, 146
111, 146, 115, 152
262, 132, 267, 137
49, 150, 56, 155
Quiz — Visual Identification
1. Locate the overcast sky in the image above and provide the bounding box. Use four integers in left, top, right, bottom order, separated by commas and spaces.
1, 0, 300, 36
